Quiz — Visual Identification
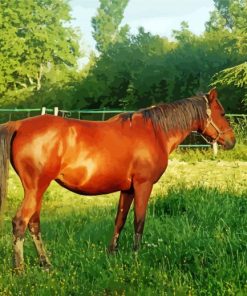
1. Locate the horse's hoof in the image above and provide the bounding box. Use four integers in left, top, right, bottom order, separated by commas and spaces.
12, 265, 25, 275
40, 261, 52, 272
41, 265, 52, 273
133, 244, 141, 252
107, 246, 118, 255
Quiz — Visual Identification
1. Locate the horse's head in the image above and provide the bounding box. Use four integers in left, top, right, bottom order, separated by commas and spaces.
201, 88, 236, 150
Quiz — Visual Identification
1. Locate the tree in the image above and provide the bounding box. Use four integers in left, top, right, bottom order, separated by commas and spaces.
205, 0, 247, 111
0, 0, 81, 106
212, 62, 247, 110
212, 0, 247, 28
213, 63, 247, 88
92, 0, 129, 53
206, 0, 247, 32
76, 28, 175, 109
212, 0, 234, 28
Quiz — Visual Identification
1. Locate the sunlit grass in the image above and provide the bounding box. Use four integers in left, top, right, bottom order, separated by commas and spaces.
172, 143, 247, 162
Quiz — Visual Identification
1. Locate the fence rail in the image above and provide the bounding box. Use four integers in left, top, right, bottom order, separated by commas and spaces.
0, 107, 246, 154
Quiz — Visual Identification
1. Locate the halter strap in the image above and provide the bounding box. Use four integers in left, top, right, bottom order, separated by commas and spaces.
201, 96, 232, 145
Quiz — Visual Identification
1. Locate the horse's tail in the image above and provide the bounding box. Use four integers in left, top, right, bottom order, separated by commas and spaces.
0, 122, 18, 214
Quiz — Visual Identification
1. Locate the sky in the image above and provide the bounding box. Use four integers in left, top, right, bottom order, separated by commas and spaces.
70, 0, 215, 60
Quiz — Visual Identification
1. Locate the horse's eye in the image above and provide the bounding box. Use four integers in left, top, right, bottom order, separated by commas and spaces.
221, 112, 225, 116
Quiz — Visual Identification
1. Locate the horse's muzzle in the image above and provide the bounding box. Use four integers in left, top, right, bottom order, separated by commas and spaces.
224, 138, 236, 150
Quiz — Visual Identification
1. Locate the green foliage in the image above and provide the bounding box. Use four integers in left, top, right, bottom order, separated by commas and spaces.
213, 62, 247, 109
77, 28, 175, 109
0, 0, 81, 107
92, 0, 129, 53
209, 0, 234, 29
205, 1, 247, 111
207, 0, 247, 31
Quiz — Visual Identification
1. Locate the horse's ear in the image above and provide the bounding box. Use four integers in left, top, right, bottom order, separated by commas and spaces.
207, 88, 218, 102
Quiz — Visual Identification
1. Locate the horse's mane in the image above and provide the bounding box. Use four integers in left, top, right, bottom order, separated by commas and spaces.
120, 95, 207, 132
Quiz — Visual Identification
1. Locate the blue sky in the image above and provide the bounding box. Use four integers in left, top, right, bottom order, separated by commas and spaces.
70, 0, 215, 58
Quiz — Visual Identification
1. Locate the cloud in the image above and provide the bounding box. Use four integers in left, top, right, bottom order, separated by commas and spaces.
125, 6, 214, 38
124, 0, 214, 18
70, 3, 96, 51
69, 0, 215, 50
69, 0, 99, 10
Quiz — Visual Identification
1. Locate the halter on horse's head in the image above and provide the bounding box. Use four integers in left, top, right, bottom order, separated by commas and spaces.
200, 88, 236, 150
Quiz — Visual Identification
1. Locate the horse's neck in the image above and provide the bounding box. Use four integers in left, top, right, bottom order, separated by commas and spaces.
160, 119, 201, 155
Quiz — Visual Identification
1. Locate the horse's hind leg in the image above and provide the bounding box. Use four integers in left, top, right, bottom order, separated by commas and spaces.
12, 180, 50, 271
28, 210, 51, 269
108, 190, 133, 252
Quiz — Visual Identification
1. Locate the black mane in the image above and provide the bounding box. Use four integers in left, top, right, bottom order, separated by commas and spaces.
120, 95, 207, 132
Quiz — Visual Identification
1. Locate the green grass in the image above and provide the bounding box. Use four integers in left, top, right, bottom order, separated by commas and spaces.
0, 159, 247, 295
172, 143, 247, 162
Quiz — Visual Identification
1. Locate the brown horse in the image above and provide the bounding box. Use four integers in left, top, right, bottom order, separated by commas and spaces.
0, 89, 235, 271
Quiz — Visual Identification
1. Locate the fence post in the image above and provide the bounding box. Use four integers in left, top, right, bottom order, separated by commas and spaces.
54, 107, 59, 116
213, 142, 218, 156
41, 107, 46, 115
102, 108, 106, 121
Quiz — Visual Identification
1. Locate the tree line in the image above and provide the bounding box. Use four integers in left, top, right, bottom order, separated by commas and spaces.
0, 0, 246, 113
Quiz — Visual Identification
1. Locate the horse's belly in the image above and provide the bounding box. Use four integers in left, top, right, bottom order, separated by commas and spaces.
56, 164, 132, 195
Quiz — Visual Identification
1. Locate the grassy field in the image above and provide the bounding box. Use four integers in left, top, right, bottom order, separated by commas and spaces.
0, 148, 246, 295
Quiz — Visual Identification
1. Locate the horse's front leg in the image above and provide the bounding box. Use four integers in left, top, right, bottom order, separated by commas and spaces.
133, 180, 153, 251
108, 190, 134, 252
